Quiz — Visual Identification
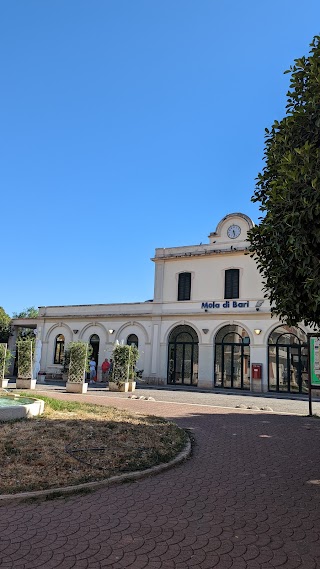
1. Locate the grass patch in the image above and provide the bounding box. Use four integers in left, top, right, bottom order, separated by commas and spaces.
0, 394, 187, 494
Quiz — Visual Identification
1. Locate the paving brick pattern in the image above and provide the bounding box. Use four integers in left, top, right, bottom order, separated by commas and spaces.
36, 382, 320, 417
1, 391, 320, 568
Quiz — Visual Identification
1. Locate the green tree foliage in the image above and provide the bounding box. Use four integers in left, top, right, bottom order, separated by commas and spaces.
12, 306, 39, 339
12, 307, 39, 319
0, 307, 11, 343
248, 36, 320, 327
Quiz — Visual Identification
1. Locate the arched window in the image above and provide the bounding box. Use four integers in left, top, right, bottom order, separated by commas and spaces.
178, 272, 191, 301
268, 325, 308, 393
90, 334, 100, 343
215, 325, 250, 389
168, 325, 198, 386
54, 334, 65, 364
127, 334, 139, 348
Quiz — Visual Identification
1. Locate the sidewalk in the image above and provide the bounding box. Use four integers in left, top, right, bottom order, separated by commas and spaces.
0, 386, 320, 568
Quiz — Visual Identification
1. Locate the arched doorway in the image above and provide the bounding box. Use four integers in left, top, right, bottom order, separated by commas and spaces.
215, 325, 250, 389
89, 334, 100, 368
268, 325, 308, 393
167, 325, 199, 386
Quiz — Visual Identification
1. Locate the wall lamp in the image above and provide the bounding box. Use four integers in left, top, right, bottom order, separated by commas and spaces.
202, 329, 209, 334
254, 329, 262, 335
255, 300, 264, 312
73, 330, 79, 334
108, 329, 115, 334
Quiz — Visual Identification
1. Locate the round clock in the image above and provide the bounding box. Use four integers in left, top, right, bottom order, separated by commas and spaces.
227, 224, 241, 239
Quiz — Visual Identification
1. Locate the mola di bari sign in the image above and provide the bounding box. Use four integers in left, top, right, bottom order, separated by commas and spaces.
201, 300, 250, 309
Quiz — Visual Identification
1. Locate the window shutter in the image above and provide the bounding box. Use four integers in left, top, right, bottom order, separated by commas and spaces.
178, 273, 191, 301
224, 269, 239, 299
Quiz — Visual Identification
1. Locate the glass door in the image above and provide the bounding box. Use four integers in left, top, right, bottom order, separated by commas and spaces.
215, 325, 250, 390
223, 345, 232, 388
167, 326, 199, 386
233, 345, 242, 389
183, 344, 192, 386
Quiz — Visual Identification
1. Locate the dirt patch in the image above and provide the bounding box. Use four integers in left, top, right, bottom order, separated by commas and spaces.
0, 395, 187, 494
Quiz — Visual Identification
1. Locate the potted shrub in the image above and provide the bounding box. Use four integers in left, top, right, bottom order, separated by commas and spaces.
65, 341, 91, 394
0, 343, 12, 388
16, 338, 36, 389
62, 348, 70, 382
128, 344, 139, 391
109, 342, 139, 392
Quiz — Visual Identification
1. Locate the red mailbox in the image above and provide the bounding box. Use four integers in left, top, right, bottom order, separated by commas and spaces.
251, 363, 262, 380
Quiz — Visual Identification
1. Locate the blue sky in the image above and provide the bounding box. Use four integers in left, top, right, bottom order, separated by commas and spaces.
1, 1, 319, 316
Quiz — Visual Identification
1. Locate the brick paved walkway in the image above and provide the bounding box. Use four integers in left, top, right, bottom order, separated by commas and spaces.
33, 382, 320, 416
1, 390, 320, 568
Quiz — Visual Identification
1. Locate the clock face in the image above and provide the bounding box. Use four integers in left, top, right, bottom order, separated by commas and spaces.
227, 224, 241, 239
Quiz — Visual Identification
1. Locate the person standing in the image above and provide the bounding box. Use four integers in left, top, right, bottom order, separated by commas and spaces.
101, 358, 110, 382
89, 357, 96, 383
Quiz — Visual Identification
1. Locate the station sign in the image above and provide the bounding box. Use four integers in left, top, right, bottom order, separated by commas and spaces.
201, 300, 250, 309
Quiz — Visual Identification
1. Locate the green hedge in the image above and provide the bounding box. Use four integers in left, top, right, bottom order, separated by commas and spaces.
0, 344, 11, 379
111, 343, 139, 385
68, 342, 90, 383
17, 339, 34, 379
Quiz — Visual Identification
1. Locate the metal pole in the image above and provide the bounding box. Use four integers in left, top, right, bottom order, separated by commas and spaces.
308, 334, 312, 417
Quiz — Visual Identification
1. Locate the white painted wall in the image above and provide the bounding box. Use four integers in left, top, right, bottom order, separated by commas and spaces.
160, 253, 264, 302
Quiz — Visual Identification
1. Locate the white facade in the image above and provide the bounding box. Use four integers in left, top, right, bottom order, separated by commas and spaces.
10, 213, 310, 392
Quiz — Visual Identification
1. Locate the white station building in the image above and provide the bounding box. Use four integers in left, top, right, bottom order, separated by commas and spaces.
10, 213, 310, 394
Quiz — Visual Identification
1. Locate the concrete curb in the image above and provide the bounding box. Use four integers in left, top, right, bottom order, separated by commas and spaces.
0, 435, 192, 506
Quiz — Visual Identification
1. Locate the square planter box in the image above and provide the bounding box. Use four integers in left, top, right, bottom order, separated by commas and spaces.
109, 381, 136, 392
109, 381, 129, 392
37, 374, 46, 384
0, 378, 9, 388
16, 378, 37, 390
66, 382, 88, 394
